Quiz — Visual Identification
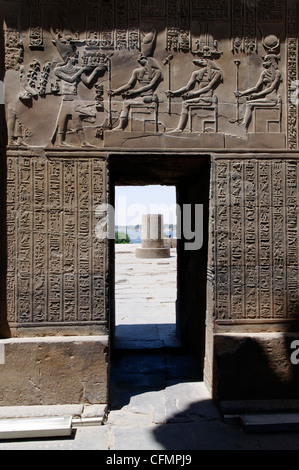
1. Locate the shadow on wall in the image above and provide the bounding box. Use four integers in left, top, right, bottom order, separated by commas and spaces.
213, 331, 299, 402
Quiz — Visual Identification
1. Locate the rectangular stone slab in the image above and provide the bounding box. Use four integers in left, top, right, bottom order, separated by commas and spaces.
0, 416, 72, 440
241, 413, 299, 433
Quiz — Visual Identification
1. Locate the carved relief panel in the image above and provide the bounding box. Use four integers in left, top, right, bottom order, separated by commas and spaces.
7, 156, 107, 330
212, 157, 299, 327
2, 0, 299, 334
2, 0, 298, 150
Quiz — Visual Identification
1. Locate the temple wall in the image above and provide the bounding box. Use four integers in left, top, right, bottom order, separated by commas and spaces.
6, 154, 108, 336
205, 155, 299, 404
1, 0, 299, 408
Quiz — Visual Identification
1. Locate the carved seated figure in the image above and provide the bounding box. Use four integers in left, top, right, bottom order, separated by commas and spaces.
166, 58, 223, 133
188, 95, 218, 133
251, 95, 282, 133
235, 54, 282, 133
128, 94, 159, 132
109, 55, 163, 132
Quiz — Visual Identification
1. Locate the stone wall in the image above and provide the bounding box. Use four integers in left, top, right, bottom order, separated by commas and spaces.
2, 0, 297, 151
1, 0, 299, 407
205, 156, 299, 403
212, 157, 298, 328
6, 154, 108, 336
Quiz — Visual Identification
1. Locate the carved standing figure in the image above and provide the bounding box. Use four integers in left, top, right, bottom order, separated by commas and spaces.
7, 107, 25, 146
51, 53, 107, 146
166, 58, 223, 132
109, 55, 163, 131
235, 54, 282, 132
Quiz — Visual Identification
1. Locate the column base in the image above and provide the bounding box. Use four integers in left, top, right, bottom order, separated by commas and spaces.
135, 247, 170, 259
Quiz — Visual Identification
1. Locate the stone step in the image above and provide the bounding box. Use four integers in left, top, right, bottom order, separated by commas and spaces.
0, 416, 72, 440
241, 413, 299, 433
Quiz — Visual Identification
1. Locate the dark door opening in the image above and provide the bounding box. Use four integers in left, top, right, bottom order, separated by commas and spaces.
108, 154, 211, 373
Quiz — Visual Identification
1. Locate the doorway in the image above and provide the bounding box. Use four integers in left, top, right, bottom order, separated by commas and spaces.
114, 185, 178, 349
108, 154, 211, 372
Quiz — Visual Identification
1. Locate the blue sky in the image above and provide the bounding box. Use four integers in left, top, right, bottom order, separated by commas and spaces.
115, 186, 177, 226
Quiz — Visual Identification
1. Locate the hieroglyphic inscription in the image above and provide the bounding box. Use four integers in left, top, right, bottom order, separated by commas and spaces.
29, 7, 44, 49
25, 0, 88, 5
214, 161, 229, 320
100, 0, 114, 49
257, 0, 285, 23
231, 0, 256, 54
116, 0, 128, 50
259, 162, 272, 319
140, 0, 165, 20
287, 3, 298, 150
244, 162, 258, 319
232, 0, 285, 55
230, 162, 244, 320
86, 4, 99, 44
128, 0, 140, 50
4, 28, 24, 70
6, 157, 18, 324
191, 0, 229, 21
214, 159, 299, 324
87, 0, 140, 50
243, 0, 257, 54
231, 0, 244, 54
7, 156, 107, 327
172, 0, 191, 52
166, 0, 180, 52
286, 161, 298, 318
272, 162, 286, 318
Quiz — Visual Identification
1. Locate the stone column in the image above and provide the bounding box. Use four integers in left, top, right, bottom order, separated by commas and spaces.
135, 214, 170, 259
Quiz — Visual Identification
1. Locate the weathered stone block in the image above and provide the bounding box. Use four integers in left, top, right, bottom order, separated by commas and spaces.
214, 333, 299, 402
0, 336, 108, 406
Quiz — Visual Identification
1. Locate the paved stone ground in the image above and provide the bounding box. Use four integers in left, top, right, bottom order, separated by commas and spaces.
2, 245, 299, 450
114, 244, 179, 349
108, 348, 258, 451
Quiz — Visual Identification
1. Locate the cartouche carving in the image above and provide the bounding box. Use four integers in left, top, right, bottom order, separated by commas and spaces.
29, 7, 44, 50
